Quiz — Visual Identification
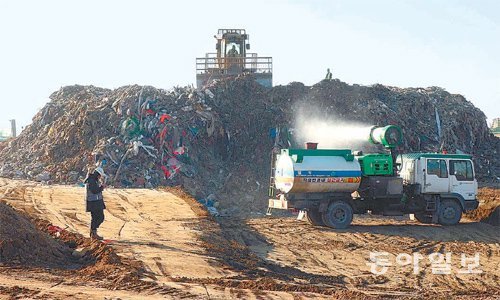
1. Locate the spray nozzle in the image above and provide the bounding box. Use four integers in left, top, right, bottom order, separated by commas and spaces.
369, 125, 403, 148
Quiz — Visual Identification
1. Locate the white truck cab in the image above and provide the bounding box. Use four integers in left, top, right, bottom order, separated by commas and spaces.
399, 153, 479, 213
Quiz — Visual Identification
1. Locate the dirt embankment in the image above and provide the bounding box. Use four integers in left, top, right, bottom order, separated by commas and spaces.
1, 178, 321, 299
465, 188, 500, 225
0, 201, 76, 267
1, 179, 499, 299
0, 199, 193, 299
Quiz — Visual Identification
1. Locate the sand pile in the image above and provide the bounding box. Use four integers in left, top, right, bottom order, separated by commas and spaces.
0, 201, 75, 267
465, 188, 500, 226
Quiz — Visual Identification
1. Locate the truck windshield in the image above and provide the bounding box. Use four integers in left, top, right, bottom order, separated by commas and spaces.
449, 160, 474, 181
226, 43, 240, 57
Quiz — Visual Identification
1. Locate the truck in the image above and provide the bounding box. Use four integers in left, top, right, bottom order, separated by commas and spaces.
196, 29, 273, 88
267, 125, 479, 228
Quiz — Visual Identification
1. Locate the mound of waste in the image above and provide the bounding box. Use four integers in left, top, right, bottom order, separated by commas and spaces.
0, 76, 498, 215
0, 201, 75, 267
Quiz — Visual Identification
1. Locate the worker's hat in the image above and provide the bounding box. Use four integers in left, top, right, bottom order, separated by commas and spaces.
94, 167, 106, 177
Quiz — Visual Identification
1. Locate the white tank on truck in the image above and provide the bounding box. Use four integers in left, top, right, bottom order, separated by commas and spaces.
274, 148, 362, 194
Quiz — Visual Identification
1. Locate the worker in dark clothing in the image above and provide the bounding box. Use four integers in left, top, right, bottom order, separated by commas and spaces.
227, 45, 238, 57
84, 167, 106, 240
325, 68, 333, 80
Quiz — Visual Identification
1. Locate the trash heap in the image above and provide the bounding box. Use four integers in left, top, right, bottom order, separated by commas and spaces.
274, 80, 499, 182
0, 76, 498, 215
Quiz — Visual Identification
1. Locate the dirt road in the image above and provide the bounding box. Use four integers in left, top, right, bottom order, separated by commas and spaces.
1, 178, 499, 299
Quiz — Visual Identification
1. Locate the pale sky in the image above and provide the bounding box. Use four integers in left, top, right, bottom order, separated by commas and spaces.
0, 0, 499, 134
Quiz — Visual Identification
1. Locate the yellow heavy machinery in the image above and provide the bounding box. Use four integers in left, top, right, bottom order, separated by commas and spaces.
196, 29, 272, 88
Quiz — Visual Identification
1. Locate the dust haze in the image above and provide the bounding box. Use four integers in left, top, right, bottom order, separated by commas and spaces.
293, 103, 373, 150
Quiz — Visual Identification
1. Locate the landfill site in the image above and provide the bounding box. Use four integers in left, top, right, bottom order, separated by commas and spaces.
1, 27, 500, 299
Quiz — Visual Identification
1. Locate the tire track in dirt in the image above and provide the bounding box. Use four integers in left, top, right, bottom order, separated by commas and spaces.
113, 190, 154, 223
184, 217, 365, 297
236, 216, 500, 298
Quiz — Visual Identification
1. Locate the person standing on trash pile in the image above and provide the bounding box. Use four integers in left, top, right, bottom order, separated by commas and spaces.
325, 68, 333, 80
84, 167, 106, 240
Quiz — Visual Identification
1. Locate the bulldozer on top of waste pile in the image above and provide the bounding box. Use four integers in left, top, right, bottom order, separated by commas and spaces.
196, 29, 272, 88
267, 125, 479, 229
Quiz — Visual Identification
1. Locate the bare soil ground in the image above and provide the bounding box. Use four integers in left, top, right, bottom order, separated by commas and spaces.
0, 178, 498, 299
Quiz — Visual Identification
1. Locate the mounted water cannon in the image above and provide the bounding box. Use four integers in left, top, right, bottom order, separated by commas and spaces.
364, 125, 403, 176
368, 125, 403, 148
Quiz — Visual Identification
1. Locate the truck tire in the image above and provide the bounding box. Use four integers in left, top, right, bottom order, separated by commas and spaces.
438, 199, 462, 226
306, 209, 325, 226
321, 201, 353, 229
414, 213, 433, 224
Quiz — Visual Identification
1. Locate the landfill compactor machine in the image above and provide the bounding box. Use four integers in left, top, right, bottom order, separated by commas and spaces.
196, 29, 272, 88
268, 125, 479, 229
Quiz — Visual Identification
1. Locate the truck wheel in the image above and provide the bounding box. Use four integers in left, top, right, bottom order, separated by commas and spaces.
414, 213, 433, 224
321, 201, 353, 229
438, 199, 462, 226
306, 209, 325, 226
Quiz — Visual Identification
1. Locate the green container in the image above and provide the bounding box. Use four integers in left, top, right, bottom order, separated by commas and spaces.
357, 153, 393, 176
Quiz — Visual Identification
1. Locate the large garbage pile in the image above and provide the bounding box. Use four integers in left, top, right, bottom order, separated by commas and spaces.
271, 80, 499, 182
0, 76, 498, 215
